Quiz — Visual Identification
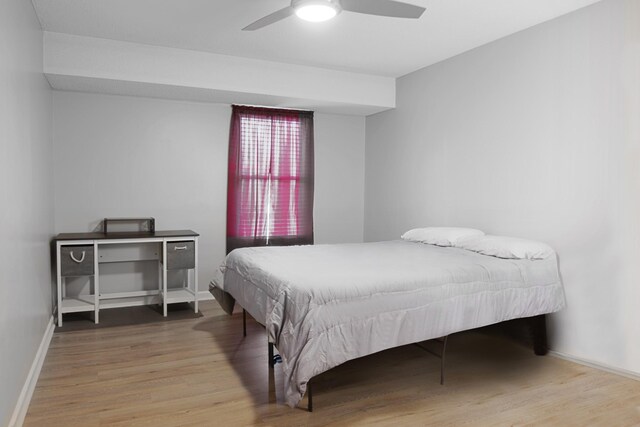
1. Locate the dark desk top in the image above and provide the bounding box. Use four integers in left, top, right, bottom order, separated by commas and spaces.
54, 230, 199, 241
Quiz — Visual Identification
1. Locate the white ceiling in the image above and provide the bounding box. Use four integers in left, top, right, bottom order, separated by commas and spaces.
32, 0, 601, 77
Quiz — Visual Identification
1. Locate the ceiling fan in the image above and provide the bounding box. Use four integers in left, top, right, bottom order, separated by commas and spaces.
243, 0, 426, 31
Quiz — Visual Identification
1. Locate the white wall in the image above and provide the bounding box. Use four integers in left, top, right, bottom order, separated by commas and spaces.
315, 113, 366, 244
53, 91, 365, 293
0, 0, 54, 425
365, 0, 640, 374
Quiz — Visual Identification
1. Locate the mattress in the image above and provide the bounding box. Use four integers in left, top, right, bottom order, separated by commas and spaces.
210, 240, 565, 407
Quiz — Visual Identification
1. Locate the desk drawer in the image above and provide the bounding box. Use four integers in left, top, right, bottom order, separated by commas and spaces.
60, 245, 95, 277
166, 241, 195, 270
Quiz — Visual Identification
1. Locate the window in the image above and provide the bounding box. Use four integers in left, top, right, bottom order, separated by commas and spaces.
226, 105, 314, 253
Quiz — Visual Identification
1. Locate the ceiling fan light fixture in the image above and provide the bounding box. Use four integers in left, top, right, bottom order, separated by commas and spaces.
242, 0, 425, 31
294, 0, 340, 23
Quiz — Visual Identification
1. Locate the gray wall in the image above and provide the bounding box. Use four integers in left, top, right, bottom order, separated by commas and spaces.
52, 91, 366, 293
365, 0, 640, 374
0, 0, 54, 424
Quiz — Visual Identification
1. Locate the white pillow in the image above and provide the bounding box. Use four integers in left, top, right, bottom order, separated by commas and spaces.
401, 227, 485, 247
456, 235, 554, 260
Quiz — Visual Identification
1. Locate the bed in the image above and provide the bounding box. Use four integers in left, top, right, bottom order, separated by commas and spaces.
210, 240, 565, 409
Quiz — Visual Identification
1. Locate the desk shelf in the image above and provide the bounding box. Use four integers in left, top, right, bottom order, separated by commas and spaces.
100, 292, 160, 309
60, 296, 95, 313
163, 288, 196, 304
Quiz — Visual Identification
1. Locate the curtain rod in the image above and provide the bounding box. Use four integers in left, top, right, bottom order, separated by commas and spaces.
232, 104, 314, 113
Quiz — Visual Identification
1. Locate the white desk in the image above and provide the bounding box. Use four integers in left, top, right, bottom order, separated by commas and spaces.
54, 230, 199, 327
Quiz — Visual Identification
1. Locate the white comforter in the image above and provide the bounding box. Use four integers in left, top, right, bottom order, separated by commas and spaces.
211, 240, 565, 407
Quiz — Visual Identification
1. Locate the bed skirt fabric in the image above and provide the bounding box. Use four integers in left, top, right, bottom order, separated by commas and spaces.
210, 240, 565, 407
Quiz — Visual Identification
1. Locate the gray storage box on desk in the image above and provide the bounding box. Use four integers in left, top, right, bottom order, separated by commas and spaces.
166, 241, 195, 270
60, 245, 95, 276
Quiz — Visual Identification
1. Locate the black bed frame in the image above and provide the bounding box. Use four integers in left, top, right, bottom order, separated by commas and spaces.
242, 309, 548, 412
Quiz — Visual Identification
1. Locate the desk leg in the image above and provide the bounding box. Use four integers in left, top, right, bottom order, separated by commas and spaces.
56, 243, 62, 327
94, 242, 100, 324
194, 237, 199, 314
158, 259, 162, 305
162, 241, 168, 317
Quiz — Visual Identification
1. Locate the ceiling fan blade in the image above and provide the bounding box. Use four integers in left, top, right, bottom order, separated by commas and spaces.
340, 0, 425, 19
242, 6, 294, 31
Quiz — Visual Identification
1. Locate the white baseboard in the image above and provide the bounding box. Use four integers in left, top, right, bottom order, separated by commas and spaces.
197, 290, 214, 301
9, 316, 55, 427
548, 350, 640, 382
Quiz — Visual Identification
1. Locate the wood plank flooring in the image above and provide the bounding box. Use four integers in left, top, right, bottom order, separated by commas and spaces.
24, 302, 640, 426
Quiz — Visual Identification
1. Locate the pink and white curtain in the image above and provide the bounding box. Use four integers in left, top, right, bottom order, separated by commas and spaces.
226, 105, 314, 253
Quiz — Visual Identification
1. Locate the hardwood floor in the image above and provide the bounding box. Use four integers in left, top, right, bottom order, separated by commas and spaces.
25, 301, 640, 426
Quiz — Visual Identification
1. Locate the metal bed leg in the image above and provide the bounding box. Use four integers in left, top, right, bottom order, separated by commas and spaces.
308, 380, 313, 412
242, 309, 247, 337
531, 314, 548, 356
440, 335, 448, 385
268, 342, 274, 369
414, 335, 449, 385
